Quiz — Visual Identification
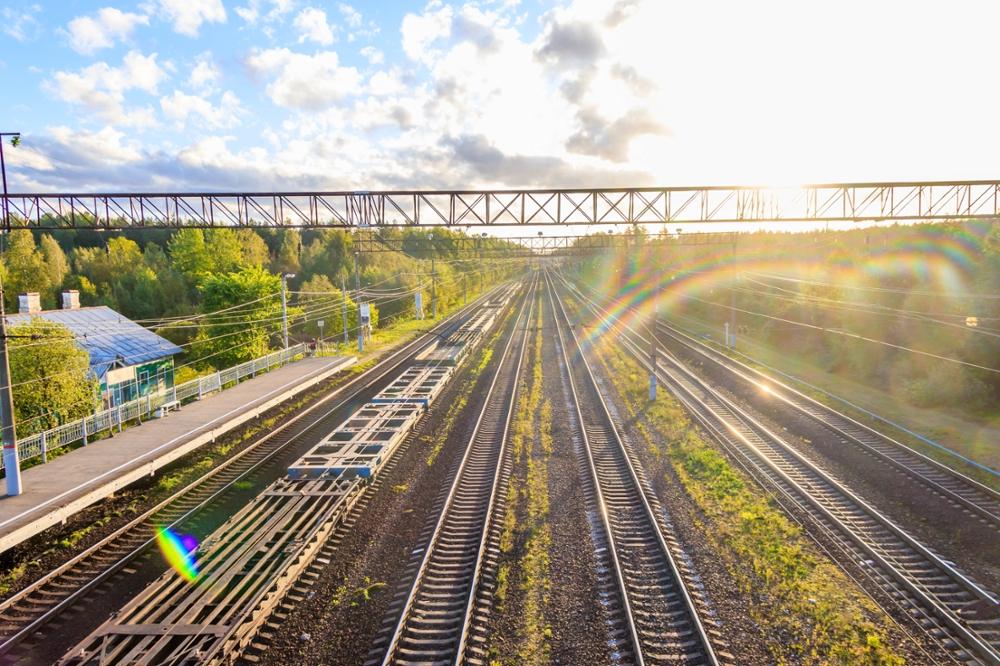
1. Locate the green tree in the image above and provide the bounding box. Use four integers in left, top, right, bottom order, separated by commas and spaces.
71, 237, 164, 315
236, 229, 271, 267
296, 274, 377, 337
204, 229, 245, 273
39, 234, 69, 297
8, 318, 99, 436
142, 242, 191, 315
191, 267, 287, 368
272, 230, 301, 275
2, 230, 50, 310
168, 229, 213, 279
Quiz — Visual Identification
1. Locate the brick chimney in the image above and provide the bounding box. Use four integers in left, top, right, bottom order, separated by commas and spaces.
62, 290, 80, 310
18, 292, 41, 314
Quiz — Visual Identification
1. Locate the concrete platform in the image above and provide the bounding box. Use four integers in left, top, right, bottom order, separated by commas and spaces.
0, 354, 356, 555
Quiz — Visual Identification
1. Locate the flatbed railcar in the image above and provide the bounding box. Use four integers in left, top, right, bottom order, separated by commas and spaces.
370, 366, 453, 406
288, 402, 424, 480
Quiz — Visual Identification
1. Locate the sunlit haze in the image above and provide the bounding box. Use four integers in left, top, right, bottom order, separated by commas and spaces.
2, 0, 997, 192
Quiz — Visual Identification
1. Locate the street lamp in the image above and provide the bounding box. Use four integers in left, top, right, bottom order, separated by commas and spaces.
427, 232, 436, 319
0, 132, 21, 231
0, 131, 21, 495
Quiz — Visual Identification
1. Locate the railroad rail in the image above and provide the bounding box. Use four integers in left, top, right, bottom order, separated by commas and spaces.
55, 284, 520, 665
374, 276, 535, 665
556, 272, 1000, 665
0, 287, 506, 662
655, 322, 1000, 527
545, 272, 720, 666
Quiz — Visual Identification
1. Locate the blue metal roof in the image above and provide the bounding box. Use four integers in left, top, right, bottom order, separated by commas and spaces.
6, 306, 182, 380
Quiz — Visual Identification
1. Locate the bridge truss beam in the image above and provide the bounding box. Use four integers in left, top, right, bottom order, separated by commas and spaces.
354, 232, 736, 257
2, 181, 998, 230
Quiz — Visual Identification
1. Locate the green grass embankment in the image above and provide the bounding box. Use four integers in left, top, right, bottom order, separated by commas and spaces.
589, 323, 904, 665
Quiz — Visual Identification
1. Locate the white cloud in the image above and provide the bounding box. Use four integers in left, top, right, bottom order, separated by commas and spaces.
360, 46, 384, 65
368, 70, 405, 96
161, 90, 244, 128
338, 3, 362, 28
401, 4, 452, 62
46, 51, 166, 127
234, 3, 258, 23
19, 0, 1000, 194
2, 4, 41, 41
235, 0, 294, 24
179, 135, 239, 168
247, 48, 362, 110
188, 52, 221, 90
155, 0, 226, 37
48, 125, 143, 164
66, 7, 149, 55
293, 7, 335, 45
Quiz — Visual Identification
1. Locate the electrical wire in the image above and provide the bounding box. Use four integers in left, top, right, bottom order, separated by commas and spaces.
678, 294, 1000, 374
748, 271, 1000, 300
735, 280, 1000, 338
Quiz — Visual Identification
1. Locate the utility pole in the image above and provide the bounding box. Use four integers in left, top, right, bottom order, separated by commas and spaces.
0, 132, 21, 231
280, 272, 294, 349
427, 232, 437, 319
0, 132, 22, 495
729, 234, 737, 348
1, 282, 21, 496
341, 275, 349, 345
354, 252, 363, 352
463, 273, 467, 305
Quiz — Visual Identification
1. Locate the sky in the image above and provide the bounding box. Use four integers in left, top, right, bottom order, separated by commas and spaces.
1, 0, 998, 194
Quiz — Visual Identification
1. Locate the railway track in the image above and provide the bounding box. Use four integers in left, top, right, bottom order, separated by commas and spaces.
373, 276, 536, 665
555, 272, 1000, 665
655, 321, 1000, 527
544, 272, 720, 666
0, 289, 502, 663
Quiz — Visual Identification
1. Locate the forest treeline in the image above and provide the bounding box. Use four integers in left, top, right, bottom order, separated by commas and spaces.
0, 225, 522, 436
569, 220, 1000, 416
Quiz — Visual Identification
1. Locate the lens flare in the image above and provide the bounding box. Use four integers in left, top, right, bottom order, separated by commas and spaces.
569, 222, 990, 356
156, 526, 200, 583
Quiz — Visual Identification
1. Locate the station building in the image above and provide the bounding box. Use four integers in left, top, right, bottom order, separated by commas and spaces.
8, 290, 182, 407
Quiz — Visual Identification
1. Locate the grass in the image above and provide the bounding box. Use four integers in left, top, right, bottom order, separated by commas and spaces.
1, 382, 328, 599
494, 299, 553, 666
321, 281, 499, 370
0, 561, 33, 597
667, 314, 1000, 487
423, 310, 511, 467
0, 294, 508, 600
329, 577, 388, 608
590, 324, 905, 665
57, 515, 113, 550
517, 396, 553, 665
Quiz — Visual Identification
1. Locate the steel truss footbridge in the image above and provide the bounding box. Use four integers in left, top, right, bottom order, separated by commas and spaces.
2, 180, 998, 230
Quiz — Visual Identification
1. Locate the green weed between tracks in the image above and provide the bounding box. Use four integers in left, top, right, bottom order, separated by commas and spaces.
0, 391, 315, 600
493, 298, 553, 666
1, 299, 498, 598
329, 576, 387, 608
589, 326, 904, 665
422, 307, 510, 467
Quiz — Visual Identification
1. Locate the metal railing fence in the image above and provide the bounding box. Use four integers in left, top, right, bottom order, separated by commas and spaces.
1, 344, 307, 471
